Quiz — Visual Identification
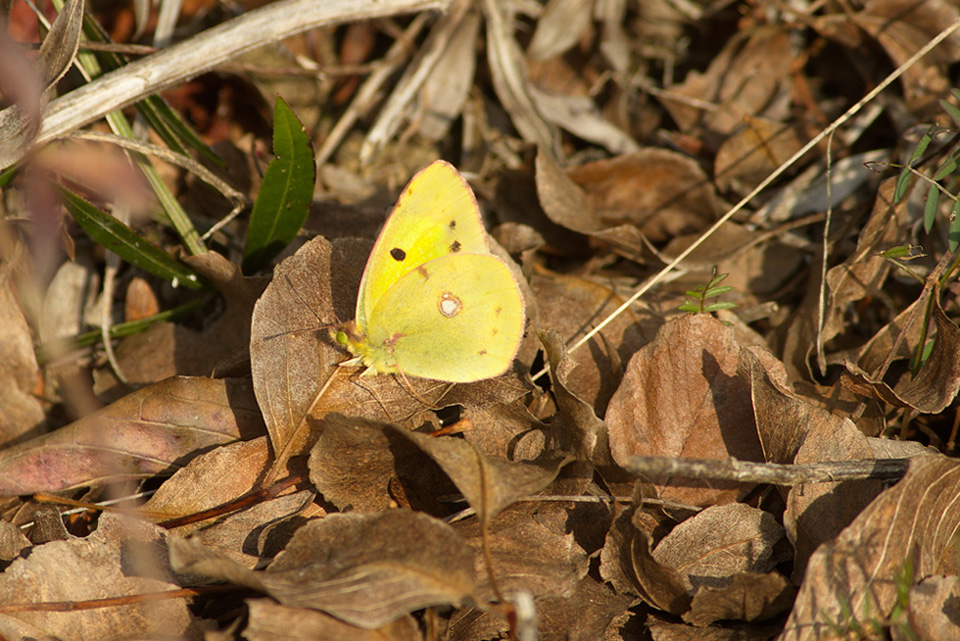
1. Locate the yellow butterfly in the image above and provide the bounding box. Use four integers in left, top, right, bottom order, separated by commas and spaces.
334, 161, 525, 383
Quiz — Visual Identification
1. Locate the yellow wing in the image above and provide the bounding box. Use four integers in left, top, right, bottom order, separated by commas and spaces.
356, 253, 524, 382
354, 161, 490, 328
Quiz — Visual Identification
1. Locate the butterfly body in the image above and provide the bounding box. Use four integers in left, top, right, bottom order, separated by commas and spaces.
335, 161, 525, 383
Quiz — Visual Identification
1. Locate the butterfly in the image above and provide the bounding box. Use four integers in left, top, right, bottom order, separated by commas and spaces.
333, 161, 525, 383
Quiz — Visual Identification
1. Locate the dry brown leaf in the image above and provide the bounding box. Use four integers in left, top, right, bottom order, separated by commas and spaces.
660, 26, 796, 142
244, 599, 422, 641
310, 413, 565, 521
785, 411, 885, 582
606, 315, 765, 507
539, 329, 613, 464
526, 0, 593, 61
629, 528, 692, 615
449, 574, 634, 641
905, 575, 960, 640
684, 572, 795, 627
852, 0, 960, 112
652, 504, 786, 594
846, 283, 960, 415
416, 9, 480, 141
309, 414, 451, 513
170, 510, 475, 629
455, 501, 589, 603
143, 437, 316, 568
0, 514, 197, 639
714, 117, 806, 195
774, 177, 904, 380
0, 376, 264, 496
780, 454, 960, 641
0, 274, 44, 445
537, 150, 719, 259
482, 0, 560, 158
531, 269, 655, 417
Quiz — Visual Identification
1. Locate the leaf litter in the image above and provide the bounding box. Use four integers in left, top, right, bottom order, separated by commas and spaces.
3, 1, 960, 640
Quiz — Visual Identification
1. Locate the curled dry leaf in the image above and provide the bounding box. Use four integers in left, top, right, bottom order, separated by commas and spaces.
539, 329, 612, 464
0, 0, 83, 167
780, 454, 960, 641
606, 315, 765, 507
851, 0, 960, 112
531, 270, 655, 417
536, 149, 719, 260
170, 510, 475, 629
143, 437, 317, 568
310, 413, 566, 521
846, 283, 960, 415
0, 514, 197, 640
0, 376, 264, 496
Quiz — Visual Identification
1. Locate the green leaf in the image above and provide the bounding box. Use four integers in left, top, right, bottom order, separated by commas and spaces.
924, 183, 939, 234
894, 165, 912, 202
678, 303, 701, 313
58, 186, 204, 290
242, 96, 316, 275
703, 302, 738, 312
950, 201, 960, 254
704, 285, 734, 298
880, 245, 920, 260
931, 151, 959, 181
941, 98, 960, 130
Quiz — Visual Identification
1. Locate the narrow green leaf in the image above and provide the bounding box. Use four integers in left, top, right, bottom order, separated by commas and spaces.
242, 96, 316, 275
880, 245, 920, 260
950, 202, 960, 254
924, 183, 940, 234
894, 165, 912, 202
678, 303, 701, 313
58, 186, 204, 290
907, 127, 934, 164
941, 98, 960, 130
932, 151, 959, 181
703, 302, 739, 312
704, 285, 734, 298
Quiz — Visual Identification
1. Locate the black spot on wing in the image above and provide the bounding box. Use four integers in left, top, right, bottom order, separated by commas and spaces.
448, 219, 457, 230
449, 240, 462, 253
390, 248, 406, 262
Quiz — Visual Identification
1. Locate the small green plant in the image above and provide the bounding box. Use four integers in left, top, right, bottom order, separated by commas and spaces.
678, 268, 738, 315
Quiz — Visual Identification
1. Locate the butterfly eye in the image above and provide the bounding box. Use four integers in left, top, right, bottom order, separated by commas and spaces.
390, 248, 406, 261
438, 291, 463, 318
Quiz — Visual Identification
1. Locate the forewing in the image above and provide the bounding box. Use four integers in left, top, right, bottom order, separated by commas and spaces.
356, 161, 490, 325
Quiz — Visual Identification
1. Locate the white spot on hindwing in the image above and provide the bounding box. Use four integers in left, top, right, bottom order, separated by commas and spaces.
438, 291, 462, 318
